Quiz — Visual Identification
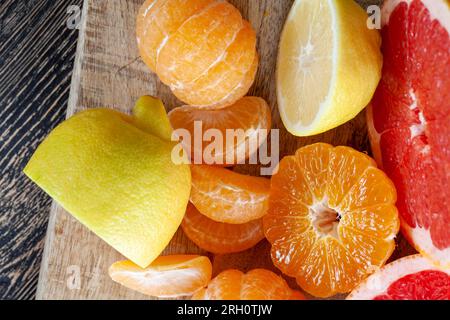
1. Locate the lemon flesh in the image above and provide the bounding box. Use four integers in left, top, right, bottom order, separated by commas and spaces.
24, 99, 191, 268
277, 0, 382, 136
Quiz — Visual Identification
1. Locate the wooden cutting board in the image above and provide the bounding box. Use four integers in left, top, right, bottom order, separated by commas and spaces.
36, 0, 413, 300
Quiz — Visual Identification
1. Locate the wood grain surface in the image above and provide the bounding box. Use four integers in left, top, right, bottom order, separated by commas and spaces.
0, 0, 83, 300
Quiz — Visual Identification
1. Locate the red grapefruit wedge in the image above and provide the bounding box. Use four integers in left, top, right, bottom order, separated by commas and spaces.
368, 0, 450, 268
347, 254, 450, 300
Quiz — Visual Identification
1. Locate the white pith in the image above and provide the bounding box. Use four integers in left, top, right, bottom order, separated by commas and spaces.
403, 223, 450, 268
309, 197, 340, 239
347, 254, 450, 300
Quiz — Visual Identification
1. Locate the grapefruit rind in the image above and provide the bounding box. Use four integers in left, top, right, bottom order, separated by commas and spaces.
347, 254, 450, 300
401, 221, 450, 270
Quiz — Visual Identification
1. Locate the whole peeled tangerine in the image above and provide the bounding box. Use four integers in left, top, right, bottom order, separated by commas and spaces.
136, 0, 258, 108
24, 96, 191, 268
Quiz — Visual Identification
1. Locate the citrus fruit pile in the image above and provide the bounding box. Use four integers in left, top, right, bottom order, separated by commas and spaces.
24, 0, 449, 300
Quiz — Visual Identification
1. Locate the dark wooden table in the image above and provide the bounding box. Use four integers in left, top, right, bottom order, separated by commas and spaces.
0, 0, 82, 299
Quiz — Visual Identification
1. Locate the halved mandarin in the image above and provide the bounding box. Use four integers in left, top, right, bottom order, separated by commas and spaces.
137, 0, 258, 108
190, 165, 270, 224
263, 143, 400, 298
109, 255, 212, 298
182, 203, 265, 254
192, 269, 306, 300
169, 96, 271, 166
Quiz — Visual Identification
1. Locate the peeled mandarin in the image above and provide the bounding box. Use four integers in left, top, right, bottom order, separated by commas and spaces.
137, 0, 258, 108
169, 96, 271, 166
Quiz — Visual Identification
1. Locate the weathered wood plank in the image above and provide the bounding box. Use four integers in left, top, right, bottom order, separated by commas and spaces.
0, 0, 83, 300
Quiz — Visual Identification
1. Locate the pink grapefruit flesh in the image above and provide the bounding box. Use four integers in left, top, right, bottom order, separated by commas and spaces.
368, 0, 450, 268
347, 254, 450, 300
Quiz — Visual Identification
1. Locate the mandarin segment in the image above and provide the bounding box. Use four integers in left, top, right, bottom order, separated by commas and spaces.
190, 165, 270, 224
263, 143, 400, 297
339, 227, 397, 270
268, 230, 317, 278
327, 146, 377, 208
156, 1, 243, 85
325, 238, 366, 294
296, 240, 333, 298
269, 155, 314, 208
338, 167, 397, 212
218, 54, 259, 108
193, 269, 304, 300
294, 143, 333, 201
108, 255, 212, 298
136, 0, 215, 71
181, 203, 265, 254
169, 96, 271, 166
171, 21, 257, 107
340, 205, 400, 239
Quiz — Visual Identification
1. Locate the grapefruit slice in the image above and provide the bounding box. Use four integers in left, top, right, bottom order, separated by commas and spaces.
347, 254, 450, 300
368, 0, 450, 268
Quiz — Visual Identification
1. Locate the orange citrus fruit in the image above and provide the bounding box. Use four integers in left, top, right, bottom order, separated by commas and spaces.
136, 0, 258, 108
192, 269, 306, 300
263, 143, 400, 298
109, 255, 212, 298
169, 96, 272, 166
182, 203, 265, 254
190, 165, 270, 224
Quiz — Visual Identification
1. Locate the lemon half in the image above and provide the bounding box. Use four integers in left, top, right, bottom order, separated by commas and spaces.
277, 0, 382, 136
